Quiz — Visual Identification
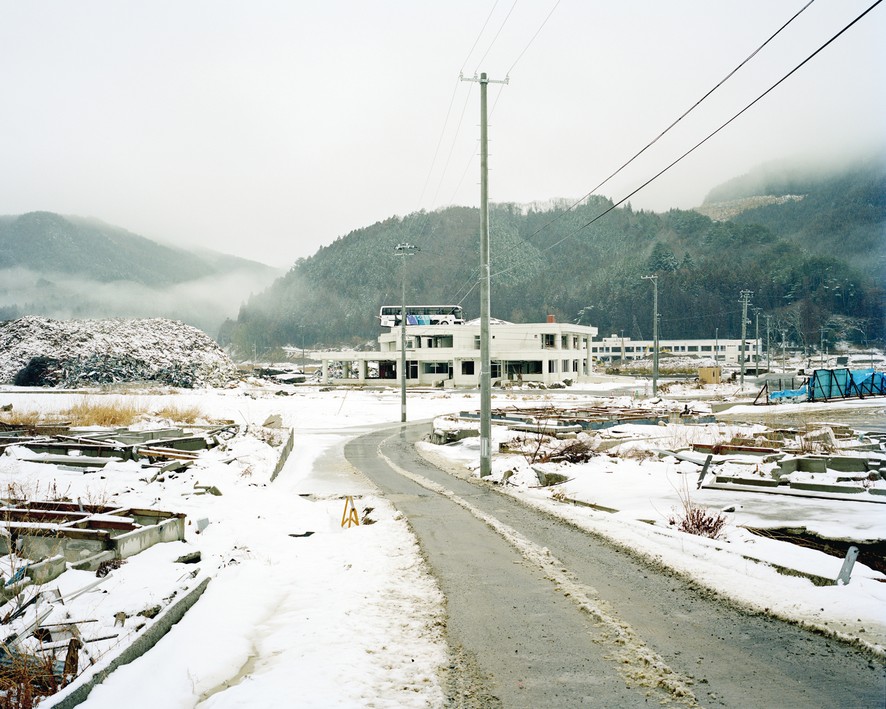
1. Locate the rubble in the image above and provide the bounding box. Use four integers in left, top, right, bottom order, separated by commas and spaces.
0, 316, 239, 388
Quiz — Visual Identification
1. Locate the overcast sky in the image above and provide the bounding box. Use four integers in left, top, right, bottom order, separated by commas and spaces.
1, 1, 883, 267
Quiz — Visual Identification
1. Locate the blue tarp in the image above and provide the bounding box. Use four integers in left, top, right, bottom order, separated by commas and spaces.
807, 368, 886, 402
769, 384, 808, 401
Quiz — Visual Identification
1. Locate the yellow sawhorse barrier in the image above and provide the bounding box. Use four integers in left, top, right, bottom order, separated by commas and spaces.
341, 496, 360, 528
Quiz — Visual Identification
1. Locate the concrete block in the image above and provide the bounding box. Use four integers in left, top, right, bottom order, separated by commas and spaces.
826, 456, 869, 472
25, 554, 67, 585
114, 517, 185, 560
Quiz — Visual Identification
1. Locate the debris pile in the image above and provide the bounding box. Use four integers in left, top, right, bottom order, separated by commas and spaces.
0, 316, 239, 388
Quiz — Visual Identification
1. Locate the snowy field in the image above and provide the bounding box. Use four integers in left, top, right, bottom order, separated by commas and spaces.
0, 379, 884, 708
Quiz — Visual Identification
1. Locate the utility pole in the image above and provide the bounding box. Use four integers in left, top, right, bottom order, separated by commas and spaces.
781, 329, 788, 373
753, 307, 761, 374
642, 275, 659, 395
715, 327, 719, 364
395, 243, 416, 423
765, 315, 772, 373
819, 326, 826, 369
462, 71, 508, 477
739, 290, 753, 388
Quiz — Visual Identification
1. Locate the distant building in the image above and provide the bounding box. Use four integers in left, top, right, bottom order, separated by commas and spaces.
590, 334, 759, 365
316, 318, 599, 387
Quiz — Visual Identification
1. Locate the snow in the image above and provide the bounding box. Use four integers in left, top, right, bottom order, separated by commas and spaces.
0, 316, 239, 387
0, 381, 883, 708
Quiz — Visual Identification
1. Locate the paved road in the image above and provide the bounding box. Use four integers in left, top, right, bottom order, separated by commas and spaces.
344, 422, 885, 708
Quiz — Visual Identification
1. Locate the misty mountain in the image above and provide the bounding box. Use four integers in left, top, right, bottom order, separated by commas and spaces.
224, 158, 884, 356
700, 156, 886, 276
0, 212, 280, 335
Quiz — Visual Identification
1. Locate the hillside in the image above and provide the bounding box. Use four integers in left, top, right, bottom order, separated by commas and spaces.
699, 155, 886, 275
0, 212, 280, 335
223, 160, 885, 356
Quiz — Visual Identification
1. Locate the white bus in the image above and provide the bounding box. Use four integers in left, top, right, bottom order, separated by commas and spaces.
378, 305, 465, 327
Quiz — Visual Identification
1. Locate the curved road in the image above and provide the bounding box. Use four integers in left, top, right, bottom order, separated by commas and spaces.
344, 422, 884, 708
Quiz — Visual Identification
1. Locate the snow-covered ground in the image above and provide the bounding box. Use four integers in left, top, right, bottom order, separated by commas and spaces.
0, 379, 883, 708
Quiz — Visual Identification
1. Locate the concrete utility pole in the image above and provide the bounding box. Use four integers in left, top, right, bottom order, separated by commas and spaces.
820, 326, 827, 368
642, 275, 659, 395
461, 71, 508, 478
765, 314, 772, 373
753, 307, 761, 373
739, 290, 753, 388
395, 243, 416, 423
781, 330, 788, 372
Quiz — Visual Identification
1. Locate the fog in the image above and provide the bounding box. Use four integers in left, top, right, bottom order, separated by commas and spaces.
0, 266, 281, 337
0, 1, 883, 269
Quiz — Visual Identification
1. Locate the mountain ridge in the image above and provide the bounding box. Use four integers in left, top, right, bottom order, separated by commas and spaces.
0, 211, 280, 335
223, 159, 884, 355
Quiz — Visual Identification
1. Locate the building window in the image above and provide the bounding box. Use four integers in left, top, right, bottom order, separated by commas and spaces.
491, 361, 501, 378
543, 334, 556, 349
548, 360, 557, 373
688, 346, 698, 352
474, 335, 481, 349
461, 360, 475, 375
424, 362, 449, 374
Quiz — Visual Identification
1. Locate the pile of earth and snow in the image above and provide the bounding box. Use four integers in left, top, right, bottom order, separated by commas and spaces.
0, 316, 238, 388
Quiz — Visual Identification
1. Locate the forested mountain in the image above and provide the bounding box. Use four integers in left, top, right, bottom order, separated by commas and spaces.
224, 157, 885, 356
0, 212, 279, 334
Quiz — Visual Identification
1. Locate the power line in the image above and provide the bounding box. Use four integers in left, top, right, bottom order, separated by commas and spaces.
474, 0, 519, 72
515, 0, 817, 247
491, 0, 883, 281
414, 1, 503, 231
506, 0, 560, 76
461, 0, 501, 74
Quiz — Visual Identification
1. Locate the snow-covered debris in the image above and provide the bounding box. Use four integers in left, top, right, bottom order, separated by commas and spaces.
0, 316, 238, 388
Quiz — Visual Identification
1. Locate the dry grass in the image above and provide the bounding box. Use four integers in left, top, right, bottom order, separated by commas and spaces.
154, 403, 203, 424
0, 411, 42, 428
60, 397, 142, 427
668, 481, 727, 540
2, 398, 206, 429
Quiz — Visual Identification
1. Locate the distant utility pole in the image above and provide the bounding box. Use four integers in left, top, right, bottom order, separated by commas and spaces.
781, 329, 788, 373
753, 307, 761, 373
642, 275, 659, 395
462, 71, 508, 478
765, 314, 772, 373
395, 243, 417, 423
819, 326, 827, 368
739, 290, 753, 388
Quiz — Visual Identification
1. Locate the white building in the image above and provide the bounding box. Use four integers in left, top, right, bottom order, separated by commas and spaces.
317, 319, 599, 387
590, 334, 760, 364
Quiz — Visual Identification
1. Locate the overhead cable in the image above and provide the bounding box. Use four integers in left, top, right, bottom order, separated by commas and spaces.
491, 0, 883, 280
518, 0, 817, 246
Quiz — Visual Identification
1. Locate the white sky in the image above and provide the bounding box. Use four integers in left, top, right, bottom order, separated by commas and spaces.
1, 1, 883, 267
